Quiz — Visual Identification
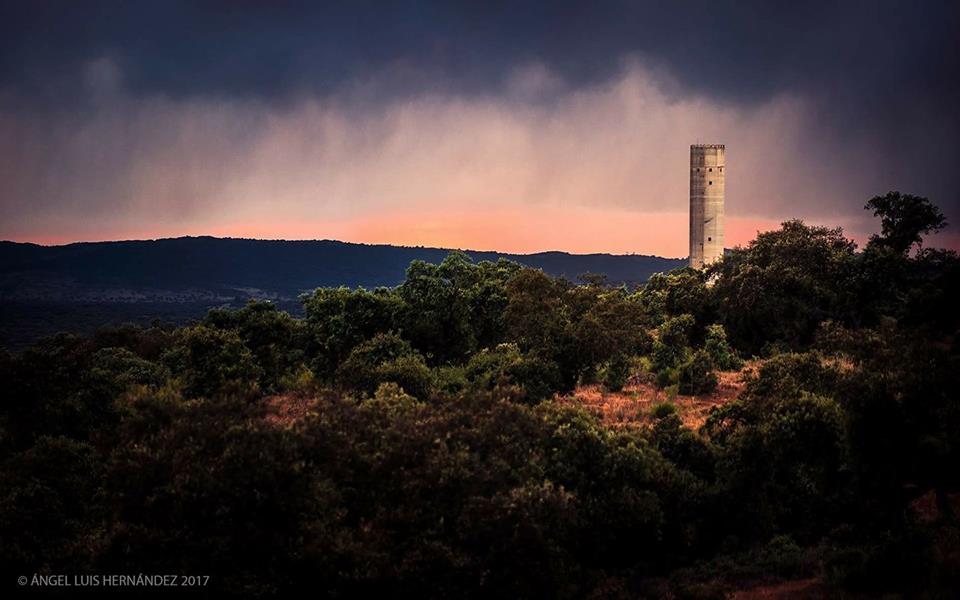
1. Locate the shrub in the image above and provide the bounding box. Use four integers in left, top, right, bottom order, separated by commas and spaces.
278, 364, 320, 394
434, 365, 468, 395
301, 286, 402, 378
664, 384, 679, 401
507, 354, 563, 403
758, 535, 804, 577
650, 412, 716, 480
659, 314, 695, 348
744, 352, 837, 401
80, 347, 169, 428
602, 354, 631, 392
652, 402, 677, 419
0, 436, 103, 571
336, 332, 434, 399
651, 314, 695, 380
375, 354, 435, 400
656, 367, 678, 388
678, 350, 718, 396
204, 301, 308, 391
162, 325, 262, 398
465, 344, 562, 404
704, 324, 743, 371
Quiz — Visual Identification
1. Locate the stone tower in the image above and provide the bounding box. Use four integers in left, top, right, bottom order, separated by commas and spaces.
689, 144, 725, 269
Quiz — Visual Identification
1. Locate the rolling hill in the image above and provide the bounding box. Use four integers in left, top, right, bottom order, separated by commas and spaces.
0, 236, 686, 348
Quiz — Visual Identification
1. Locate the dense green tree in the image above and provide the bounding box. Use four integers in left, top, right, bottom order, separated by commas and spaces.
162, 325, 262, 398
0, 436, 103, 573
865, 191, 946, 254
851, 192, 955, 329
897, 247, 960, 332
742, 352, 838, 402
97, 389, 341, 595
504, 268, 568, 357
397, 253, 521, 365
336, 332, 434, 399
464, 343, 562, 403
504, 268, 653, 390
818, 321, 960, 524
75, 347, 169, 440
651, 314, 695, 385
704, 323, 743, 370
678, 350, 718, 396
1, 334, 98, 448
204, 301, 308, 392
602, 353, 631, 392
658, 313, 694, 348
706, 393, 847, 541
568, 288, 651, 372
638, 267, 713, 332
759, 394, 847, 534
469, 259, 524, 349
301, 286, 403, 378
650, 411, 716, 481
710, 220, 858, 353
397, 255, 477, 364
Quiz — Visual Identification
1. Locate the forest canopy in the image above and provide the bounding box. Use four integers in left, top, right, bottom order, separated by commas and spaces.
1, 192, 958, 597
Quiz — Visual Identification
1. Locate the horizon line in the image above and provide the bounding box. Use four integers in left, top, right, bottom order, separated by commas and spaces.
0, 234, 691, 261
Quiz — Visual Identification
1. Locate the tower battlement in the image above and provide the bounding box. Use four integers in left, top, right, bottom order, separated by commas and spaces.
689, 144, 725, 269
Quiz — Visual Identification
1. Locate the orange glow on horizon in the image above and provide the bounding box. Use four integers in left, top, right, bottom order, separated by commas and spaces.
11, 206, 935, 256
8, 209, 781, 257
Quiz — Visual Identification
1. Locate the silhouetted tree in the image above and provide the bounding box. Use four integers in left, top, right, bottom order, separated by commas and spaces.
865, 191, 946, 254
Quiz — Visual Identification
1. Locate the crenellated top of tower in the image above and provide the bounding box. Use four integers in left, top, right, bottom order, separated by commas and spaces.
691, 144, 725, 149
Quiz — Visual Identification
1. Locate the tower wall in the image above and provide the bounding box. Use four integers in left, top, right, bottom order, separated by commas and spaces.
689, 144, 725, 269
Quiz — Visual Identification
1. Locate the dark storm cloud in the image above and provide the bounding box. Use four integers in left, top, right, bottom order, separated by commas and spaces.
0, 0, 958, 246
2, 1, 957, 106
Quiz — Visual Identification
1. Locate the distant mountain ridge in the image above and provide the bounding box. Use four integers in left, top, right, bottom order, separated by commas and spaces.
0, 236, 685, 298
0, 236, 686, 348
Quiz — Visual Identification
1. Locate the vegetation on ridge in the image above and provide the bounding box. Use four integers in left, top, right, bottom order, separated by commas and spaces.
1, 192, 958, 596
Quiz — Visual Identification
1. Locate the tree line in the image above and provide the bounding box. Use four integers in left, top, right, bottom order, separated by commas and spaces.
1, 192, 957, 596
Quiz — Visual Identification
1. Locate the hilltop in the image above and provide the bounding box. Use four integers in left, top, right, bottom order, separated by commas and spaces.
0, 236, 685, 348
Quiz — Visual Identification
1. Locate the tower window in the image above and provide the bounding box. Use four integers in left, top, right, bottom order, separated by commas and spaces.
696, 168, 700, 172
708, 237, 712, 241
709, 168, 712, 172
708, 181, 713, 185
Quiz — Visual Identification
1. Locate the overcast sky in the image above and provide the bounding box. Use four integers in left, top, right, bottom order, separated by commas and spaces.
1, 1, 958, 256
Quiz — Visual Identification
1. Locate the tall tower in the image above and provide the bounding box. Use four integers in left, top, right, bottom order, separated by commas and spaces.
689, 144, 725, 269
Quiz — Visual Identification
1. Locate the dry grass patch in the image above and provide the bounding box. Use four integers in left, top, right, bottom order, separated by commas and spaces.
562, 361, 759, 430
